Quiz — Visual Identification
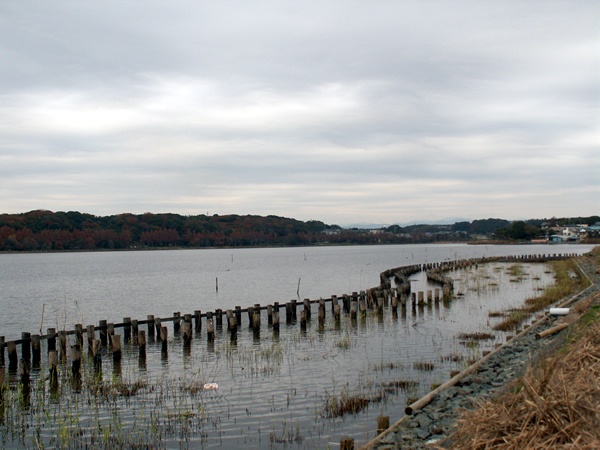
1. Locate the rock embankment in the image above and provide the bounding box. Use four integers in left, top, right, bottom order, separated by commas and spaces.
366, 254, 600, 450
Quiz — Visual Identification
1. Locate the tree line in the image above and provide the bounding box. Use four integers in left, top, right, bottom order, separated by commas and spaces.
0, 210, 596, 252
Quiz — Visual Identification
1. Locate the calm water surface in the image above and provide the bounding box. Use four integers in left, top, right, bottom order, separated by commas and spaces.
0, 243, 592, 340
0, 243, 593, 449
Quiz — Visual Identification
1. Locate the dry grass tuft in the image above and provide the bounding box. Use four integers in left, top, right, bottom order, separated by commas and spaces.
440, 311, 600, 449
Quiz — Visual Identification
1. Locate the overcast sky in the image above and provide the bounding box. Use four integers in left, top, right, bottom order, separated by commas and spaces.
0, 1, 598, 226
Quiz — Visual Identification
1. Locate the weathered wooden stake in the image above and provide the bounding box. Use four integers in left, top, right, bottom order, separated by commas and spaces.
131, 320, 139, 344
303, 299, 311, 320
123, 318, 131, 342
49, 350, 59, 386
207, 319, 215, 341
217, 309, 225, 329
31, 334, 41, 364
71, 344, 81, 375
19, 358, 30, 389
331, 295, 338, 312
160, 327, 168, 350
318, 305, 325, 326
154, 318, 162, 338
333, 304, 341, 322
0, 336, 4, 366
427, 290, 433, 304
391, 296, 398, 313
138, 330, 146, 356
75, 324, 83, 346
47, 328, 57, 352
0, 365, 5, 392
434, 288, 440, 302
99, 321, 108, 346
418, 291, 424, 305
253, 312, 261, 330
267, 305, 273, 325
147, 315, 155, 337
300, 310, 307, 329
194, 310, 202, 332
340, 437, 354, 450
273, 310, 280, 331
7, 341, 18, 369
235, 306, 242, 327
106, 324, 114, 348
173, 312, 181, 333
112, 335, 122, 361
377, 415, 390, 433
182, 322, 192, 346
21, 332, 31, 361
350, 301, 358, 320
86, 325, 95, 345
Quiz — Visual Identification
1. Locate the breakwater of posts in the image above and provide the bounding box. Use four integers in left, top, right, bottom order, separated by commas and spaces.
0, 252, 575, 395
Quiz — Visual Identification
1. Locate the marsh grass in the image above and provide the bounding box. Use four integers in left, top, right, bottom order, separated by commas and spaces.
493, 259, 588, 332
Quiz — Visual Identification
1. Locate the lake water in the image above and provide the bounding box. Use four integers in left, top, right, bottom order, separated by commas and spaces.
0, 243, 594, 449
0, 243, 592, 341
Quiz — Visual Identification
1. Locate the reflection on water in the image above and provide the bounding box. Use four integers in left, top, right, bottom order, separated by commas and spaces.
0, 254, 576, 448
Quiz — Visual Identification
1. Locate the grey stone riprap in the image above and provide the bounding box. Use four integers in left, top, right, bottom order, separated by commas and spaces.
370, 258, 600, 450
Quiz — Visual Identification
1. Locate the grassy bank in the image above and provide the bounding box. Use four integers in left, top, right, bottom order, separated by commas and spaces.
492, 259, 590, 332
444, 292, 600, 449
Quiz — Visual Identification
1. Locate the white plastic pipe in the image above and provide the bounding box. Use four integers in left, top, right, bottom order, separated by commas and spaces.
549, 308, 570, 315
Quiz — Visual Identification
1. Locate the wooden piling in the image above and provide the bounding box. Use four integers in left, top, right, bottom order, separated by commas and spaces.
160, 327, 168, 350
207, 319, 215, 341
427, 290, 433, 304
173, 312, 181, 333
85, 326, 94, 355
215, 309, 223, 329
391, 296, 398, 313
359, 299, 367, 317
246, 307, 253, 325
123, 318, 131, 342
286, 302, 293, 322
418, 291, 424, 305
47, 328, 57, 352
49, 350, 59, 385
31, 334, 41, 364
273, 310, 280, 331
98, 321, 108, 346
154, 318, 162, 338
340, 437, 354, 450
147, 315, 155, 337
7, 341, 17, 368
75, 324, 84, 346
0, 336, 4, 366
20, 358, 30, 389
253, 312, 261, 330
303, 299, 311, 320
376, 298, 384, 314
267, 305, 273, 324
71, 344, 81, 375
300, 310, 307, 329
333, 304, 341, 321
131, 320, 139, 344
318, 304, 325, 327
194, 310, 202, 332
182, 322, 192, 346
331, 295, 338, 312
112, 335, 122, 361
291, 299, 297, 319
377, 415, 390, 433
0, 365, 4, 392
106, 324, 114, 347
21, 332, 31, 361
138, 330, 146, 356
350, 301, 358, 320
434, 288, 440, 302
235, 306, 242, 327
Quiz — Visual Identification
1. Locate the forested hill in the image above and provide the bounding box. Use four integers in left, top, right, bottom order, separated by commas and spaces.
0, 211, 343, 250
0, 210, 594, 252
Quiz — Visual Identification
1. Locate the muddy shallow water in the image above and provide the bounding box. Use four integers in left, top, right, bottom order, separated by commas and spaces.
1, 260, 561, 449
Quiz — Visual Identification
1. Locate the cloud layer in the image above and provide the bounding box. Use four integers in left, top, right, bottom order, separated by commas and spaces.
1, 1, 598, 224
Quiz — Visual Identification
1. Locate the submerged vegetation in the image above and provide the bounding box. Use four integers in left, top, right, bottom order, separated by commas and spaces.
492, 259, 590, 331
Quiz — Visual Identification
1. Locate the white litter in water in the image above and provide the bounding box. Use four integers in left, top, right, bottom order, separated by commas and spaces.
203, 383, 218, 390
